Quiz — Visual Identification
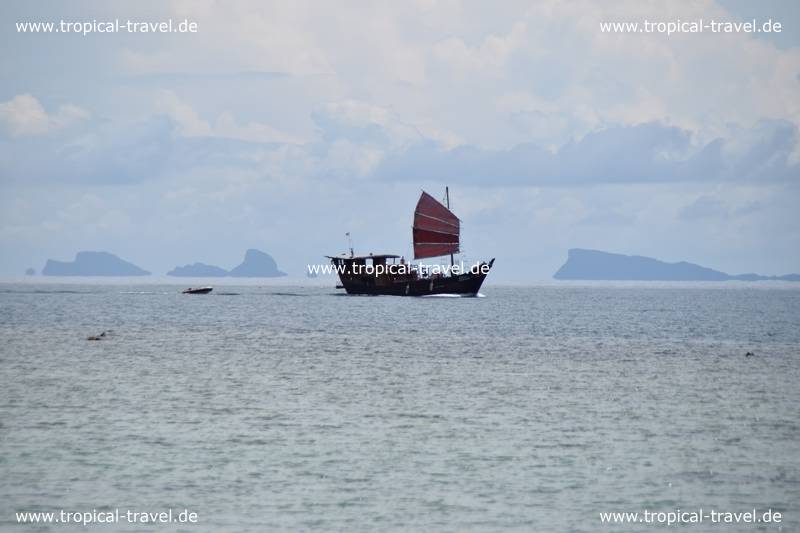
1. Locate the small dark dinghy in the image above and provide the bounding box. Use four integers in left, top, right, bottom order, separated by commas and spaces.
182, 287, 213, 294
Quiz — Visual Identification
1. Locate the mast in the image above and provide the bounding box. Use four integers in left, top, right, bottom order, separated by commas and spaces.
446, 187, 454, 268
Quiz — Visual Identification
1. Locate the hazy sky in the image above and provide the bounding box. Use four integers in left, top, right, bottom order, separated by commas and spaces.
1, 0, 798, 281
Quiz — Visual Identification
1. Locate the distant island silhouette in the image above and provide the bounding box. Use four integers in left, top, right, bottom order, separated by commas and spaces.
167, 262, 229, 277
554, 249, 800, 281
42, 251, 150, 276
229, 249, 287, 277
167, 249, 287, 278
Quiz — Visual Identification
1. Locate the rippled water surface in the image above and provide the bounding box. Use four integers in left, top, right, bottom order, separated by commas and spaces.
1, 282, 799, 531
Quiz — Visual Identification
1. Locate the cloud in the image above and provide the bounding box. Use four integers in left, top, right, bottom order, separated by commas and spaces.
311, 100, 393, 145
432, 21, 528, 77
0, 94, 89, 137
679, 195, 728, 220
214, 112, 302, 145
679, 194, 765, 221
2, 94, 797, 191
0, 114, 289, 185
579, 210, 635, 226
155, 90, 302, 144
154, 90, 212, 136
374, 120, 799, 186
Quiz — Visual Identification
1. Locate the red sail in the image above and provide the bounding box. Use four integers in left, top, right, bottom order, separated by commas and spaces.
413, 191, 460, 259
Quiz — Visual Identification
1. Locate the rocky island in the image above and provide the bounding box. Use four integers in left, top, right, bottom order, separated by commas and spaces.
167, 249, 287, 278
228, 249, 287, 277
42, 251, 150, 276
167, 262, 229, 277
554, 249, 799, 281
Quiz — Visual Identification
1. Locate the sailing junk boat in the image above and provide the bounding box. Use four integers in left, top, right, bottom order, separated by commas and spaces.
329, 188, 494, 296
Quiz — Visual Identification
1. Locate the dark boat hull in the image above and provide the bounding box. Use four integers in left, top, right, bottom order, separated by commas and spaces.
182, 287, 213, 294
335, 259, 494, 296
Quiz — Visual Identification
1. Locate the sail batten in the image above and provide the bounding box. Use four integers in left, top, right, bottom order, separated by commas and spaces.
414, 212, 459, 227
413, 191, 460, 259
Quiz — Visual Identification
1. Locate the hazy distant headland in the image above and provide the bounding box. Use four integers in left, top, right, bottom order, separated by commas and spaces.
40, 248, 287, 277
554, 249, 800, 281
42, 251, 150, 276
168, 249, 287, 278
167, 263, 229, 277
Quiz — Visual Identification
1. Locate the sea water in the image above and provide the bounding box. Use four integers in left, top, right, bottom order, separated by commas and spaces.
1, 282, 798, 531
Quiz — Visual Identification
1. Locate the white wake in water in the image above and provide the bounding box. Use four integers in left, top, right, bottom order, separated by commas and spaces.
420, 292, 485, 298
